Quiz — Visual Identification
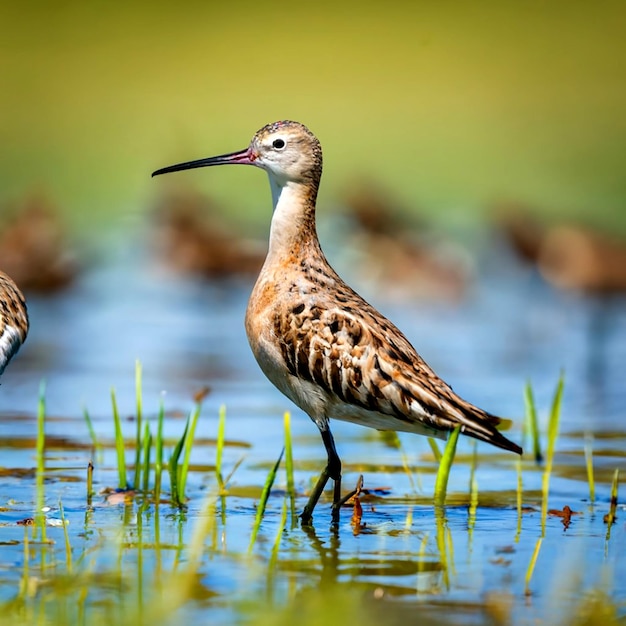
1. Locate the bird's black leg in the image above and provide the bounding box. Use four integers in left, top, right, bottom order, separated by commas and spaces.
300, 424, 342, 526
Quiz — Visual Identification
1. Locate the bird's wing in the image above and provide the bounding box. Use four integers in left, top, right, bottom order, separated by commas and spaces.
275, 298, 521, 454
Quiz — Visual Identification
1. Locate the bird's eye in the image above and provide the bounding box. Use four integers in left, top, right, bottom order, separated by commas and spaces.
272, 138, 286, 150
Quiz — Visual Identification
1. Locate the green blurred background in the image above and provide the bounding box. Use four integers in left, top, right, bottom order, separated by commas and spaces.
2, 1, 625, 235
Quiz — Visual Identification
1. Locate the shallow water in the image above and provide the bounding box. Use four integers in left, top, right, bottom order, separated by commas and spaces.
0, 221, 625, 624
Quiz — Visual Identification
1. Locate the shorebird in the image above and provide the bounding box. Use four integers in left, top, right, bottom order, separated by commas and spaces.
152, 120, 522, 525
0, 193, 78, 292
0, 271, 29, 376
152, 187, 264, 278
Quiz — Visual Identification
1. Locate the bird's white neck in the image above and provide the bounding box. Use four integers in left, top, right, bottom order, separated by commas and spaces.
268, 174, 283, 213
266, 176, 318, 259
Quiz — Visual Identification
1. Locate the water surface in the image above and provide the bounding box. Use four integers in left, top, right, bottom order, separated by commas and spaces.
0, 222, 624, 624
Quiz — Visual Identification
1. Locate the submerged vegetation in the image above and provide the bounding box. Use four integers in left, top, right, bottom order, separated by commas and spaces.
0, 366, 623, 625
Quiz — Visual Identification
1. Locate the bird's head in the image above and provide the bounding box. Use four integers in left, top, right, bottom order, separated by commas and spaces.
152, 120, 322, 189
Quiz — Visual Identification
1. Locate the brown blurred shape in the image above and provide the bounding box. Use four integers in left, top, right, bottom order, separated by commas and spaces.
493, 202, 544, 263
495, 202, 626, 294
539, 226, 626, 294
151, 186, 265, 278
0, 192, 78, 293
343, 180, 421, 237
342, 180, 468, 301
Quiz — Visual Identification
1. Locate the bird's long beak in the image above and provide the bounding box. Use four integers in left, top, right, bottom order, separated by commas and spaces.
151, 147, 256, 177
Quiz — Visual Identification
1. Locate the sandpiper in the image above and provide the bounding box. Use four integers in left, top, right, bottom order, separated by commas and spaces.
0, 271, 29, 376
153, 120, 522, 525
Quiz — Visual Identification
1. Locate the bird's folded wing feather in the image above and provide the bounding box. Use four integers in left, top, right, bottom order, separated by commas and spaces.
276, 303, 482, 429
273, 281, 522, 454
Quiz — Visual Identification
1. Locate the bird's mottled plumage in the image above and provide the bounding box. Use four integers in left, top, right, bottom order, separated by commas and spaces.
153, 120, 522, 525
0, 271, 29, 376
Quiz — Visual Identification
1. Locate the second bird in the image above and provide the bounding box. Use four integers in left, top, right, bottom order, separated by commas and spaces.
0, 271, 29, 377
152, 120, 522, 526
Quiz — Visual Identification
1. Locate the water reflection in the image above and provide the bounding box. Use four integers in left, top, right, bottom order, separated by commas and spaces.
298, 521, 444, 597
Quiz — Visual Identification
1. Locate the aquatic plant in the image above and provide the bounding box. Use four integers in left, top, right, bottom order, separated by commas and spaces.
3, 366, 622, 626
434, 426, 461, 507
154, 396, 165, 503
35, 380, 47, 541
215, 404, 227, 492
249, 447, 284, 552
540, 374, 565, 535
525, 537, 543, 596
133, 359, 143, 489
168, 390, 205, 507
110, 387, 128, 491
524, 381, 543, 463
584, 435, 595, 504
283, 411, 296, 526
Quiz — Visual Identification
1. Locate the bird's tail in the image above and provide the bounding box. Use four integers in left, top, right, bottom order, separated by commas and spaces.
464, 410, 523, 455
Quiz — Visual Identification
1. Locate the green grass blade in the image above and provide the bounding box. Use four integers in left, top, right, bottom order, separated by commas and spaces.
249, 447, 284, 553
540, 373, 564, 536
142, 422, 152, 494
82, 406, 102, 453
428, 437, 442, 463
133, 359, 143, 489
283, 411, 296, 527
155, 395, 165, 504
524, 381, 543, 463
215, 404, 226, 492
35, 380, 47, 541
434, 426, 461, 507
525, 537, 543, 596
546, 374, 564, 455
584, 434, 595, 504
178, 395, 204, 503
169, 418, 189, 507
111, 387, 128, 490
